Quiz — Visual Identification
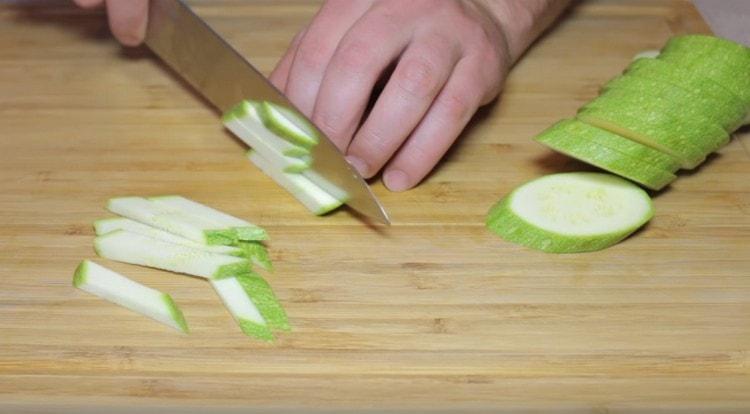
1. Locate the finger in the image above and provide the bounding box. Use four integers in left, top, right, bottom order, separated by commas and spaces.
345, 35, 460, 177
284, 0, 371, 116
382, 58, 488, 191
311, 10, 412, 153
73, 0, 104, 8
269, 26, 307, 91
105, 0, 149, 46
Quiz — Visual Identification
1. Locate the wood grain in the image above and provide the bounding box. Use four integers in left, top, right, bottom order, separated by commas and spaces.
1, 0, 749, 412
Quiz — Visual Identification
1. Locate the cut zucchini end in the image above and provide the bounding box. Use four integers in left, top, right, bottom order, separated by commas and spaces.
221, 100, 252, 123
252, 258, 274, 273
247, 150, 344, 216
259, 101, 319, 148
238, 318, 275, 341
535, 120, 678, 190
313, 201, 345, 216
72, 260, 89, 288
282, 146, 312, 158
106, 196, 142, 211
162, 293, 189, 334
486, 173, 654, 253
239, 242, 274, 272
235, 226, 269, 242
93, 229, 122, 257
204, 229, 238, 246
93, 218, 119, 235
212, 260, 253, 279
632, 49, 660, 60
283, 164, 312, 174
236, 274, 290, 331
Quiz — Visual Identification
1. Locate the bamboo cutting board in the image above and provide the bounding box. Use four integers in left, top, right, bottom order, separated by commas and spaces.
1, 1, 749, 412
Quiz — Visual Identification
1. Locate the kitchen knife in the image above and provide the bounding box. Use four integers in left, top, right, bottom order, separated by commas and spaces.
144, 0, 390, 225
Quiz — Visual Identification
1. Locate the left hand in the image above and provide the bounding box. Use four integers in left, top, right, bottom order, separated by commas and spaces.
72, 0, 149, 46
269, 0, 509, 191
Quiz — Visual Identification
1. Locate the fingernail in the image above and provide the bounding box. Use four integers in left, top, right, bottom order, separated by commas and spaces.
346, 156, 369, 176
384, 170, 410, 192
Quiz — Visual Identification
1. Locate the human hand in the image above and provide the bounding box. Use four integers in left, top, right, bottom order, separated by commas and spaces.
73, 0, 149, 46
270, 0, 513, 191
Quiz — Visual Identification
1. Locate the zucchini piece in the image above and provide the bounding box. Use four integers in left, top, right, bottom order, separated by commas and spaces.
107, 197, 237, 245
583, 87, 724, 155
210, 276, 274, 341
603, 74, 732, 148
73, 260, 189, 333
235, 273, 290, 332
258, 101, 319, 148
658, 35, 750, 106
238, 241, 273, 272
537, 119, 679, 172
578, 105, 706, 169
486, 172, 654, 253
535, 120, 677, 190
632, 50, 660, 60
301, 169, 351, 204
247, 150, 343, 215
94, 217, 245, 257
224, 100, 310, 158
625, 58, 748, 132
224, 100, 311, 174
94, 230, 251, 279
149, 195, 268, 241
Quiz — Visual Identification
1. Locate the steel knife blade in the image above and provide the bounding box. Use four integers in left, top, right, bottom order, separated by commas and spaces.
144, 0, 390, 225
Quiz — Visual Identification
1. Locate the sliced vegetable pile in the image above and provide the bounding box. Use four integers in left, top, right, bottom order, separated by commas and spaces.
544, 35, 750, 190
488, 35, 750, 253
223, 100, 345, 215
74, 196, 288, 341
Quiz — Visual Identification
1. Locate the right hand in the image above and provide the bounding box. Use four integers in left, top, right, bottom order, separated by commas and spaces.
73, 0, 149, 46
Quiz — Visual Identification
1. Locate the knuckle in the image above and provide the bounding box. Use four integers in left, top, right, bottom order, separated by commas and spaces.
394, 57, 441, 98
295, 38, 330, 71
361, 126, 395, 155
466, 22, 492, 43
400, 143, 432, 169
476, 49, 503, 83
440, 90, 475, 123
333, 38, 376, 74
313, 110, 351, 146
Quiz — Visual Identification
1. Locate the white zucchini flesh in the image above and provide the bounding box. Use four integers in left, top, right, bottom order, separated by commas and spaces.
149, 195, 268, 241
247, 150, 343, 215
210, 276, 273, 341
94, 230, 251, 279
94, 217, 245, 257
229, 101, 310, 158
302, 169, 351, 204
632, 50, 660, 60
486, 172, 654, 253
73, 260, 189, 333
107, 197, 236, 245
259, 101, 319, 148
224, 119, 311, 172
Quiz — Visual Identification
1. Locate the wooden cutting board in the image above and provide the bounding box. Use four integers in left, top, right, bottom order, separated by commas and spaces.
1, 1, 749, 412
